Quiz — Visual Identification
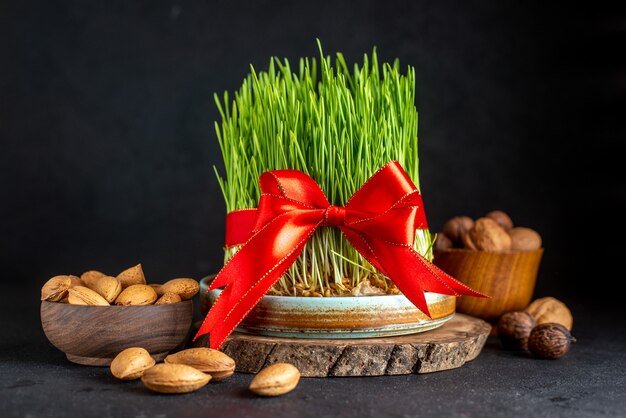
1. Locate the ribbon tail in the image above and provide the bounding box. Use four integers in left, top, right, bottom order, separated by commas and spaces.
414, 253, 488, 299
194, 212, 322, 349
350, 235, 487, 318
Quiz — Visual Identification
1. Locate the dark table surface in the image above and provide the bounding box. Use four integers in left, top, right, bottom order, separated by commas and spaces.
1, 284, 625, 418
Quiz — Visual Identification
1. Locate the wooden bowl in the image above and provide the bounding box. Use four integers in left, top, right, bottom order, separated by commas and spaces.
40, 301, 193, 366
433, 248, 543, 321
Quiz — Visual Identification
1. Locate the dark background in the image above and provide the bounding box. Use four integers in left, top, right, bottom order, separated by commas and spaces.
1, 0, 624, 306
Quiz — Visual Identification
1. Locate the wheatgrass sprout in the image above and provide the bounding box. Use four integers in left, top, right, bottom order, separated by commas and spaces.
214, 42, 433, 296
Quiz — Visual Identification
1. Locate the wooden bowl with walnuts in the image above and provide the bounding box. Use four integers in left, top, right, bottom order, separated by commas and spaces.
433, 211, 543, 321
40, 265, 198, 366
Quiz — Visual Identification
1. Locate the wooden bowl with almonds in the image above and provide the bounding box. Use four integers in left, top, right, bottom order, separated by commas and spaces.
39, 269, 199, 366
41, 300, 193, 366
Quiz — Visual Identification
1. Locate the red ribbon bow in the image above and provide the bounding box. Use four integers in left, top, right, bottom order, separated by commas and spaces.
196, 161, 486, 348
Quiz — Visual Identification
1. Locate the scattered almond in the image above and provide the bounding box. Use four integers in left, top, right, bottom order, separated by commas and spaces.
110, 347, 156, 380
115, 284, 157, 306
165, 348, 235, 381
249, 363, 300, 396
141, 363, 211, 394
81, 270, 106, 290
155, 292, 182, 305
67, 286, 110, 306
159, 278, 199, 300
117, 264, 147, 288
93, 276, 123, 304
41, 275, 72, 302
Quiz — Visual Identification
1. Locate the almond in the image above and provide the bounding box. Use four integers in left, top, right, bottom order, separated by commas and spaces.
67, 286, 110, 306
155, 292, 182, 305
141, 363, 211, 394
117, 264, 147, 288
115, 284, 157, 306
81, 270, 105, 290
249, 363, 300, 396
110, 347, 156, 380
93, 276, 123, 304
165, 348, 235, 381
41, 275, 72, 302
68, 275, 84, 288
159, 278, 199, 300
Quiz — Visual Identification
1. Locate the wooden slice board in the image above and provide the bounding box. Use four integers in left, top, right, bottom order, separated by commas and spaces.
193, 314, 491, 377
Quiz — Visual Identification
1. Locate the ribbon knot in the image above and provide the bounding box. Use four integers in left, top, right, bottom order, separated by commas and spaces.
323, 205, 346, 227
196, 161, 487, 349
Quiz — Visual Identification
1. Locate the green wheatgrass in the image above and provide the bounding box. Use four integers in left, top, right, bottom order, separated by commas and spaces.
214, 41, 434, 296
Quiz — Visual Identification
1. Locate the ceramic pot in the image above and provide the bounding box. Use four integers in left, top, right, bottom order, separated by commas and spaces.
199, 276, 455, 338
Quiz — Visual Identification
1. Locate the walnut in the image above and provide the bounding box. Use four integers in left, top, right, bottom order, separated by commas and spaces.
485, 210, 513, 231
528, 323, 575, 359
509, 227, 542, 251
462, 231, 477, 250
497, 311, 536, 350
525, 297, 573, 330
468, 218, 511, 252
433, 232, 453, 250
443, 216, 474, 246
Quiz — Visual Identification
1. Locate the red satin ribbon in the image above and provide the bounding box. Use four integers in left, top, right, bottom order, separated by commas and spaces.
196, 161, 486, 349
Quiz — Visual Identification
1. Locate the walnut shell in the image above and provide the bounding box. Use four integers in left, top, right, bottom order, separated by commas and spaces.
509, 227, 542, 251
468, 218, 511, 252
497, 311, 536, 350
485, 210, 513, 231
443, 216, 474, 246
528, 323, 575, 359
526, 297, 573, 330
